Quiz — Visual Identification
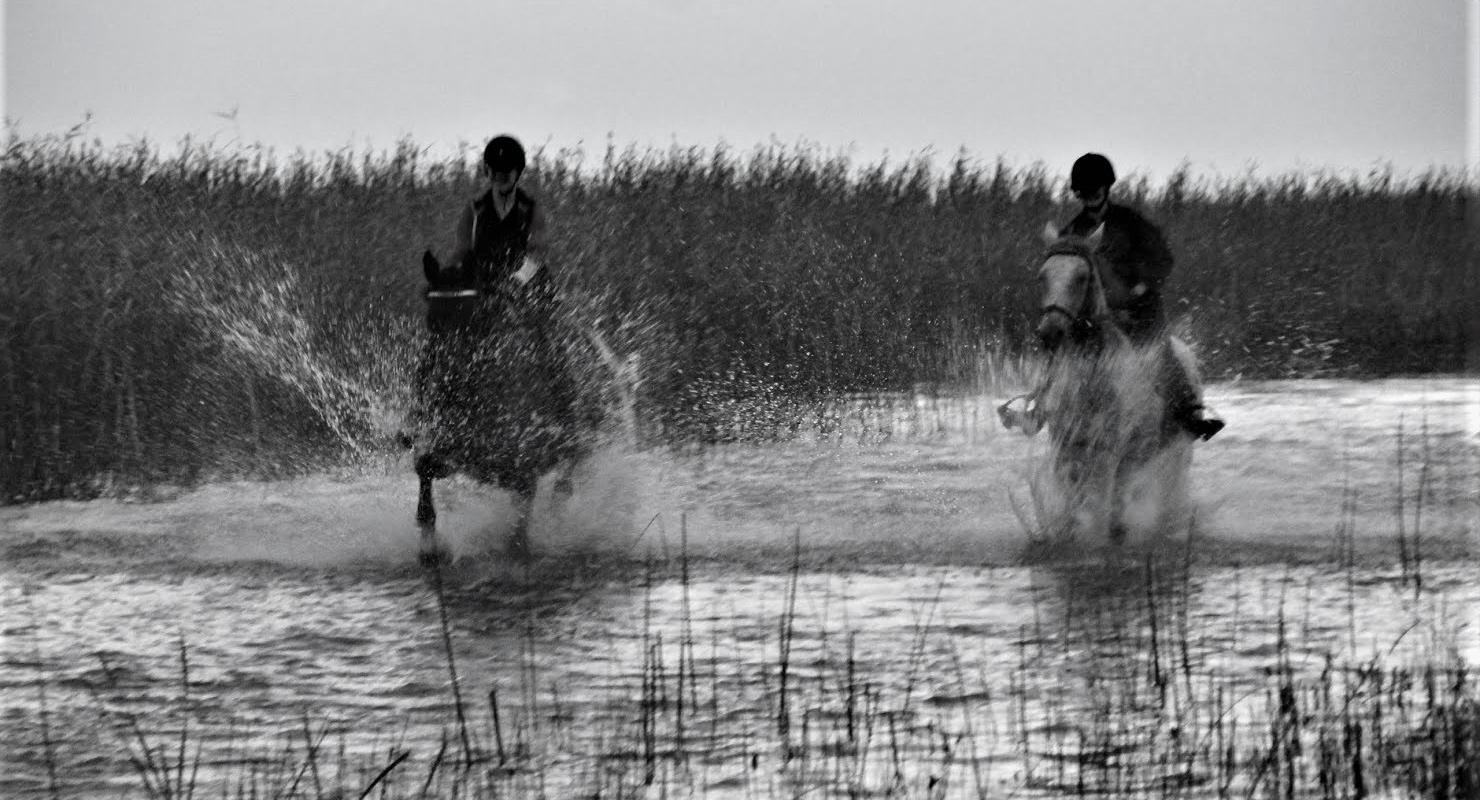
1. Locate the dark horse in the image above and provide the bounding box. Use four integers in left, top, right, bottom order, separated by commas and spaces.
998, 223, 1207, 543
411, 250, 592, 562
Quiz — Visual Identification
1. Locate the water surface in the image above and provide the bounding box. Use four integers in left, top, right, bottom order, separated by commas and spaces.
2, 378, 1476, 797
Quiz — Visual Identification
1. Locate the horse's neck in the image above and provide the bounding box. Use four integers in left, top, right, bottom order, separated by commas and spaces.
1089, 254, 1133, 310
1068, 302, 1128, 355
1079, 256, 1114, 320
1080, 258, 1139, 353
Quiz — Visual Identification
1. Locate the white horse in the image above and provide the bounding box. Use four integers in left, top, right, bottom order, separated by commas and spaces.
999, 223, 1206, 543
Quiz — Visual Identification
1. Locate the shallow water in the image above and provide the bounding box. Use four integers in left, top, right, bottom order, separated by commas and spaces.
2, 378, 1476, 798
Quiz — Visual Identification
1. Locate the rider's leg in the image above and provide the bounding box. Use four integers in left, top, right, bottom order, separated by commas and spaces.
1122, 297, 1222, 442
401, 340, 440, 449
1157, 342, 1223, 441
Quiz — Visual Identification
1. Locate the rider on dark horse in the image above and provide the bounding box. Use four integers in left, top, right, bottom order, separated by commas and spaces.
415, 134, 582, 500
452, 135, 555, 314
1060, 153, 1223, 441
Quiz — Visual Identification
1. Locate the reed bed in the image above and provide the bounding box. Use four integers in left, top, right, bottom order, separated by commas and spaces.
1, 133, 1472, 501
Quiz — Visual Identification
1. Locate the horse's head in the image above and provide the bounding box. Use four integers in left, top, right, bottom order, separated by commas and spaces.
423, 250, 474, 290
422, 250, 478, 332
1035, 222, 1113, 352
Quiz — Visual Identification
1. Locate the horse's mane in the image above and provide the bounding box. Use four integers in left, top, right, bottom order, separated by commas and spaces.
1042, 236, 1098, 263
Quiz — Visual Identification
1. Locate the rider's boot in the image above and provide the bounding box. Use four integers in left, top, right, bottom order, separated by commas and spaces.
1158, 344, 1224, 441
1174, 404, 1225, 441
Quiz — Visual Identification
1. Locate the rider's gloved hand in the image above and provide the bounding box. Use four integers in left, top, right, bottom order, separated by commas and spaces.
512, 257, 542, 286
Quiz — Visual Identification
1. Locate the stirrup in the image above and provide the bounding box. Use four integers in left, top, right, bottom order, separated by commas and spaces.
998, 391, 1042, 433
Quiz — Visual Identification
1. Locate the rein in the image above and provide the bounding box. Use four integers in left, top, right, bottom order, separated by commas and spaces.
1039, 303, 1101, 339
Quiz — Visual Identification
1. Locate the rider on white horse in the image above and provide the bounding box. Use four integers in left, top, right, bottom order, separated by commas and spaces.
1059, 153, 1223, 441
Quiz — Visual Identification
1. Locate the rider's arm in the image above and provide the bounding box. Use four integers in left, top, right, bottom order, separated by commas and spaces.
1136, 216, 1174, 292
513, 203, 550, 286
526, 202, 548, 258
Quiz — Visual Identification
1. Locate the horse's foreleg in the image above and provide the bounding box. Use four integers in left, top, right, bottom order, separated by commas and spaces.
1106, 455, 1137, 545
507, 489, 533, 560
1057, 447, 1117, 543
541, 457, 579, 499
417, 475, 436, 525
415, 453, 447, 566
1107, 482, 1129, 545
416, 476, 442, 566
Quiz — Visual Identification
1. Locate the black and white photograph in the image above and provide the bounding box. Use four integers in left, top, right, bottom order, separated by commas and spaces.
3, 1, 1477, 796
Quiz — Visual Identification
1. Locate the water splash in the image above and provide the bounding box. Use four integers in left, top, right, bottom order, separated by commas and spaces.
999, 343, 1200, 548
167, 233, 418, 456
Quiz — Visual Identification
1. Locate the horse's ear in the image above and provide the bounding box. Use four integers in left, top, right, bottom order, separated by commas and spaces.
423, 250, 440, 283
1085, 223, 1105, 250
1041, 221, 1060, 247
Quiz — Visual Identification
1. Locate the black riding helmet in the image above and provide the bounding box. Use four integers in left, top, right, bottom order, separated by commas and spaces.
483, 135, 526, 175
1070, 153, 1116, 192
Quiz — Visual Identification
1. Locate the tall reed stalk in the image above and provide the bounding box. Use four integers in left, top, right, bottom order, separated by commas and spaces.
3, 134, 1470, 502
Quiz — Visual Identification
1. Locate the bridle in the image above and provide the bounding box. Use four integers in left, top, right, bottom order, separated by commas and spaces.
1039, 301, 1099, 339
1038, 239, 1109, 341
1001, 235, 1117, 430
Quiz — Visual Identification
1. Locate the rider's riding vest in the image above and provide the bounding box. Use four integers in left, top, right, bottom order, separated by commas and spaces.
467, 188, 555, 324
469, 188, 535, 288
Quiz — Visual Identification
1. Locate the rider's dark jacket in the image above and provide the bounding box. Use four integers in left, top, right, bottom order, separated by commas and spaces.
1061, 202, 1174, 343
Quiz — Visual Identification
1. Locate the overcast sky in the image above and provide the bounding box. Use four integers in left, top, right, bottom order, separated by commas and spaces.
4, 0, 1475, 183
